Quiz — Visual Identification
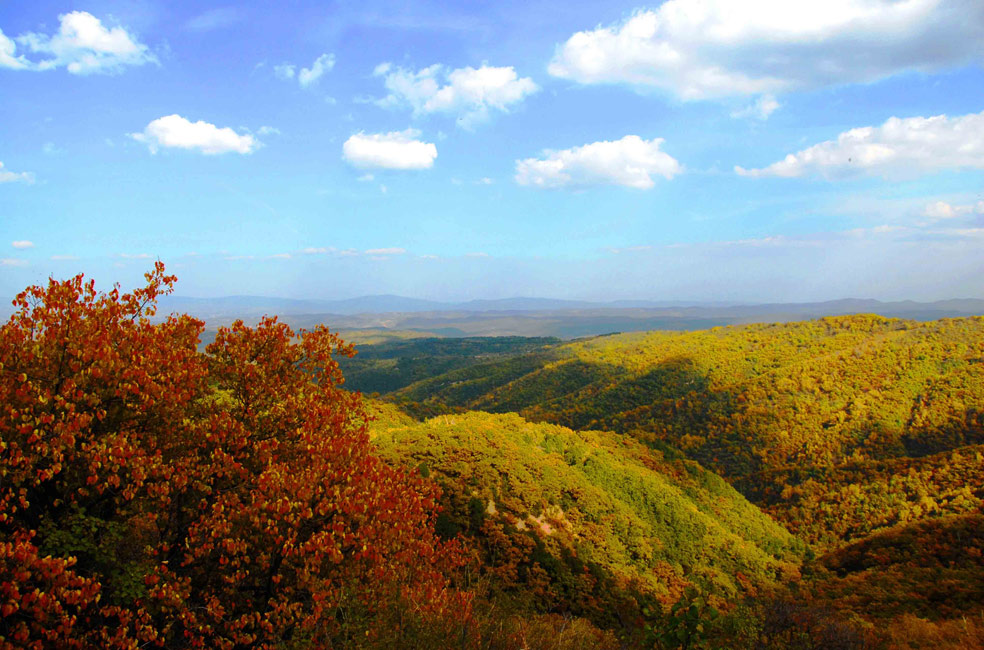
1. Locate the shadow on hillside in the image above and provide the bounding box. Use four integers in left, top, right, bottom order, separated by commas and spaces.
818, 512, 984, 621
508, 356, 763, 479
481, 359, 631, 414
902, 406, 984, 457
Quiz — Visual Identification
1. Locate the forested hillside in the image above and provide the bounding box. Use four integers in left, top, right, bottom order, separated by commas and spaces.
337, 336, 560, 394
387, 316, 984, 535
366, 315, 984, 641
369, 402, 802, 613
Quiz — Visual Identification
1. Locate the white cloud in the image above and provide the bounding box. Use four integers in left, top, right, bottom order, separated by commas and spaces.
1, 259, 28, 267
0, 29, 30, 69
548, 1, 984, 104
736, 111, 984, 179
131, 114, 257, 155
11, 241, 34, 249
298, 53, 334, 87
0, 162, 34, 183
118, 253, 152, 259
364, 247, 406, 255
8, 11, 155, 74
515, 135, 681, 189
924, 200, 984, 219
356, 173, 375, 182
731, 95, 780, 120
275, 53, 335, 87
257, 126, 281, 136
342, 129, 437, 170
375, 63, 538, 128
50, 255, 78, 260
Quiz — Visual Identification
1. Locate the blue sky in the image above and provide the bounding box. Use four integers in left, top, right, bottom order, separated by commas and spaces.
1, 0, 983, 302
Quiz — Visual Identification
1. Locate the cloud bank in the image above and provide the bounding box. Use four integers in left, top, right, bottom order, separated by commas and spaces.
549, 1, 984, 101
736, 111, 984, 179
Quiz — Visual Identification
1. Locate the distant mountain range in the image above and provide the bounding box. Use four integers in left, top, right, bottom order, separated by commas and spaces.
152, 294, 984, 318
152, 294, 737, 317
4, 294, 983, 339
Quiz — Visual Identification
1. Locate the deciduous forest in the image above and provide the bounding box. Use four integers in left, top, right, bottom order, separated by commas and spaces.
2, 268, 983, 648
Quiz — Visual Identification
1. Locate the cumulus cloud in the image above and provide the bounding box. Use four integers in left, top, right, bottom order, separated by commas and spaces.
515, 135, 681, 189
736, 111, 984, 179
11, 241, 34, 249
0, 162, 34, 183
131, 114, 257, 155
548, 1, 984, 103
364, 247, 406, 255
375, 63, 538, 128
4, 11, 155, 74
342, 129, 437, 170
0, 259, 28, 267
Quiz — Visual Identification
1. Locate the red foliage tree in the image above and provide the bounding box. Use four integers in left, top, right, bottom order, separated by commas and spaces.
0, 264, 469, 648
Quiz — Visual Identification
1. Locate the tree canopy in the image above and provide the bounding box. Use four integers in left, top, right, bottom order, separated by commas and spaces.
0, 263, 468, 648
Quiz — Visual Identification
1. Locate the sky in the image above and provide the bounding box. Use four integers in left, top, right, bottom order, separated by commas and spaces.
1, 0, 983, 303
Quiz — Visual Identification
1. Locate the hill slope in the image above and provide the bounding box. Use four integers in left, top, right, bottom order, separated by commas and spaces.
393, 315, 984, 484
368, 403, 803, 629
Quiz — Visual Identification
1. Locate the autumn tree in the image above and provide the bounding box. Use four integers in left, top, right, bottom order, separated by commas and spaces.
0, 264, 469, 648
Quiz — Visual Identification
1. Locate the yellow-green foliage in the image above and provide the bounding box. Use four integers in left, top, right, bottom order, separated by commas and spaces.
393, 316, 984, 548
400, 316, 984, 475
743, 444, 984, 547
368, 402, 803, 613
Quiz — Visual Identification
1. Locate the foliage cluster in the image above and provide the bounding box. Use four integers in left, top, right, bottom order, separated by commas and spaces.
0, 266, 470, 648
368, 402, 803, 634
